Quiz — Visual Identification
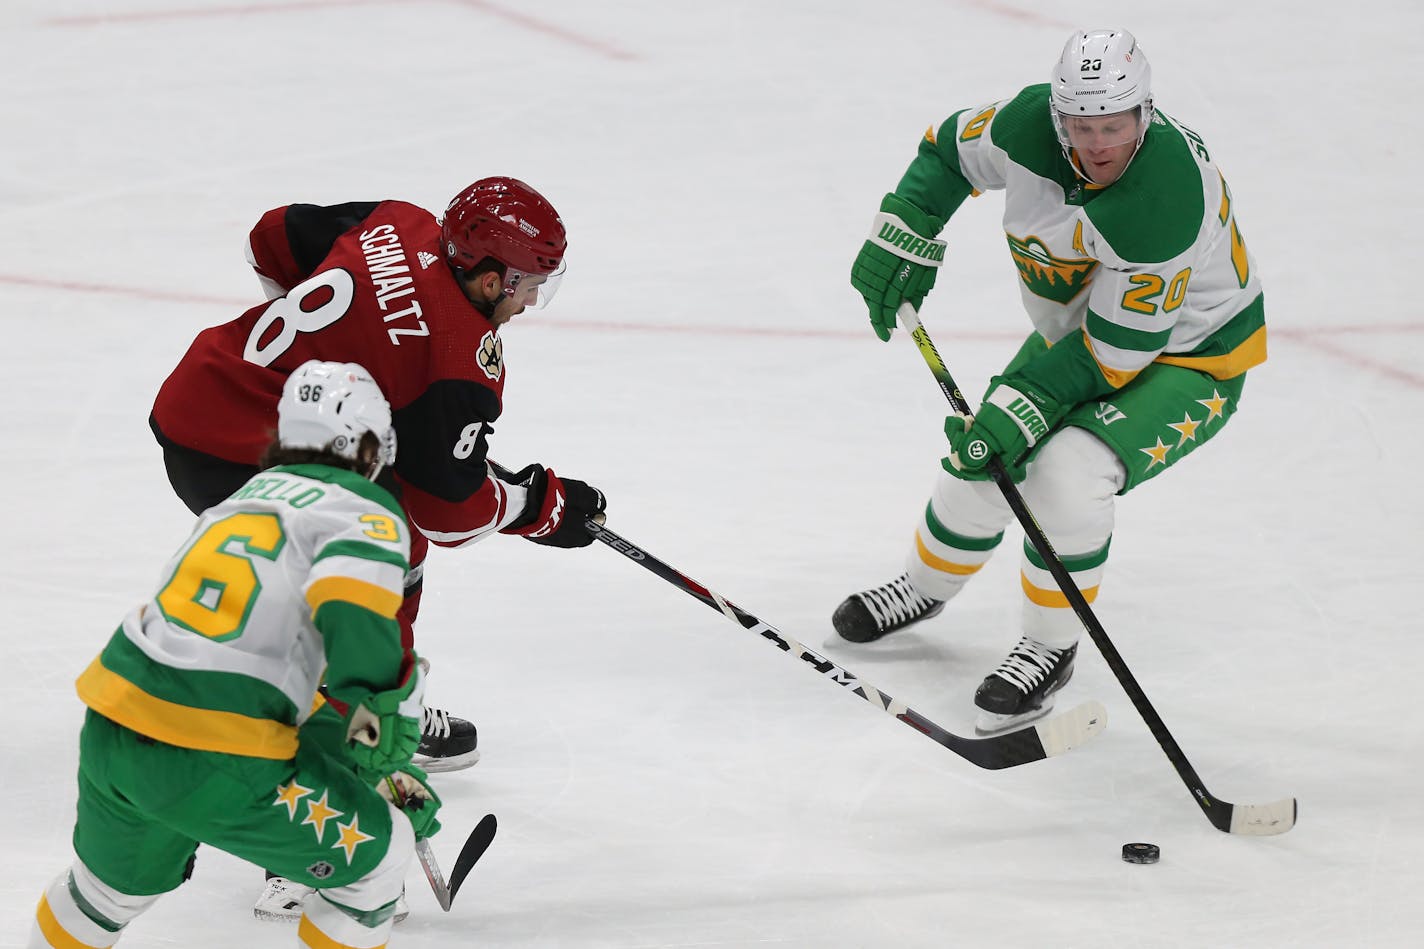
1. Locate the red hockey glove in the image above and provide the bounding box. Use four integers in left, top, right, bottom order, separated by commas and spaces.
502, 464, 606, 548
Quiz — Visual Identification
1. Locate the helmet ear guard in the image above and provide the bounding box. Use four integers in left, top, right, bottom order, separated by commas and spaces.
277, 360, 397, 479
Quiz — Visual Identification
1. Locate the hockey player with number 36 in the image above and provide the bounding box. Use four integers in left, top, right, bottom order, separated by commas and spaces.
835, 30, 1266, 734
30, 362, 439, 949
148, 177, 607, 918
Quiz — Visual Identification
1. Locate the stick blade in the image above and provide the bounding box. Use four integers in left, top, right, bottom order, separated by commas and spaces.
447, 813, 498, 900
1034, 699, 1108, 758
1227, 797, 1297, 836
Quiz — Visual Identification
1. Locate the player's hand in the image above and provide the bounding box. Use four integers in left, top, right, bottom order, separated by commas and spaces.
380, 765, 443, 840
941, 414, 1027, 483
942, 379, 1059, 480
345, 660, 425, 778
850, 193, 946, 341
502, 464, 606, 548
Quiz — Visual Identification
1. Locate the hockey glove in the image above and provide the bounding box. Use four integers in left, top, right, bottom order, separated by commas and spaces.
345, 659, 426, 780
380, 765, 443, 840
502, 464, 606, 549
942, 414, 1027, 484
943, 377, 1065, 481
851, 193, 947, 341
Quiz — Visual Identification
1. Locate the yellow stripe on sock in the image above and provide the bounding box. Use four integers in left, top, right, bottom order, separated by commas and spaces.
298, 914, 387, 949
915, 534, 986, 576
36, 894, 107, 949
1021, 572, 1099, 608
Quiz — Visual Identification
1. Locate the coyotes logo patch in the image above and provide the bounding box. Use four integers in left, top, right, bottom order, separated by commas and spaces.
477, 330, 503, 382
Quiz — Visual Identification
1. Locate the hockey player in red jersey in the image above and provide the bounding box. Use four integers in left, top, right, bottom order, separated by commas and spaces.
148, 177, 607, 919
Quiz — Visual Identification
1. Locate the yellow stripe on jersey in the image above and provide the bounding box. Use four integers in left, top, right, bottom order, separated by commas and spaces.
1081, 333, 1142, 389
1021, 572, 1100, 608
1155, 325, 1267, 380
76, 658, 299, 760
915, 533, 988, 576
305, 576, 402, 619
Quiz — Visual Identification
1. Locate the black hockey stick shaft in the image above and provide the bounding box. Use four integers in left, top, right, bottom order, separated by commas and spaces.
897, 303, 1294, 834
583, 519, 1104, 770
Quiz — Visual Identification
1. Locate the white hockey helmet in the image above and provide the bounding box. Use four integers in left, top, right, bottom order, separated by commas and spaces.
277, 360, 397, 478
1050, 30, 1154, 152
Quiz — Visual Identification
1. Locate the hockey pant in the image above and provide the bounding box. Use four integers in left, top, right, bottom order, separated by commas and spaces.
29, 711, 415, 948
907, 427, 1124, 650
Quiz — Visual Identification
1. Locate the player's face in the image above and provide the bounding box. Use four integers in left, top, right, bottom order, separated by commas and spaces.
490, 273, 549, 327
1061, 112, 1140, 184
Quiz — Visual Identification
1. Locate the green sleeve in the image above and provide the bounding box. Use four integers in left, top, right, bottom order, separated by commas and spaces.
314, 600, 406, 710
1005, 329, 1120, 409
893, 111, 975, 232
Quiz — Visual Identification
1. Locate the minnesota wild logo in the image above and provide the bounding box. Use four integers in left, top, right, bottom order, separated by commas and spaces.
1006, 233, 1097, 304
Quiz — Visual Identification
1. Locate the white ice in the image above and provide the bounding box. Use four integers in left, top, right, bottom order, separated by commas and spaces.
3, 1, 1422, 946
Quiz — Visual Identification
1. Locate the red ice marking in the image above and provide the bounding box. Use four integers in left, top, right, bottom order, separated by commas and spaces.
0, 272, 247, 307
5, 270, 1422, 389
446, 0, 639, 61
43, 0, 391, 26
1272, 328, 1424, 390
961, 0, 1076, 29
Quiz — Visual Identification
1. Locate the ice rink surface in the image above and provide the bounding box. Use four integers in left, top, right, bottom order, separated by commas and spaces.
3, 1, 1422, 946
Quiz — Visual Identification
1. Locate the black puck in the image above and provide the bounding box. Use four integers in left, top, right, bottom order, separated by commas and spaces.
1121, 842, 1160, 864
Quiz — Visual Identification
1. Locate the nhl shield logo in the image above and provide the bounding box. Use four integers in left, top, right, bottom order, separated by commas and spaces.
306, 860, 334, 879
477, 330, 503, 382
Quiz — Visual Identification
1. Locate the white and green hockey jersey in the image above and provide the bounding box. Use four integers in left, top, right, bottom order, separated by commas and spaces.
898, 82, 1265, 395
77, 464, 410, 760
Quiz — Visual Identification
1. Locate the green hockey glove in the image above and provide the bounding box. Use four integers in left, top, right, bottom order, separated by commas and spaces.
381, 765, 443, 840
345, 659, 425, 779
941, 414, 1027, 484
943, 378, 1064, 480
850, 193, 946, 341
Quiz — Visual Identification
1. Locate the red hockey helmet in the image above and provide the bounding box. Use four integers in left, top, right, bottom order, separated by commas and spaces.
442, 177, 566, 276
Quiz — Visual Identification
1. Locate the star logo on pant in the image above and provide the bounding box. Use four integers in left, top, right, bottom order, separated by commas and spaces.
273, 781, 314, 820
334, 815, 375, 864
302, 791, 343, 842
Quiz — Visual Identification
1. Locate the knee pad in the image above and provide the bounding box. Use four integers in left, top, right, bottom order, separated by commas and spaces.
1020, 428, 1125, 549
300, 802, 414, 946
1017, 429, 1125, 649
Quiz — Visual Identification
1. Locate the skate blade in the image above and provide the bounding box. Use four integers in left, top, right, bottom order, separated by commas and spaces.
974, 701, 1055, 736
413, 748, 481, 773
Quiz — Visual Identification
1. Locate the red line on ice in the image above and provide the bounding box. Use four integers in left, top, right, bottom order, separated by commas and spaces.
4, 272, 1421, 388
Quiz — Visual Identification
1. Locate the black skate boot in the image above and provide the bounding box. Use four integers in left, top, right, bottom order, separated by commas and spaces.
973, 637, 1077, 734
832, 573, 945, 643
412, 707, 480, 773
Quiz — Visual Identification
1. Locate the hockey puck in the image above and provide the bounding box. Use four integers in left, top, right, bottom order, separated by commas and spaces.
1121, 842, 1160, 864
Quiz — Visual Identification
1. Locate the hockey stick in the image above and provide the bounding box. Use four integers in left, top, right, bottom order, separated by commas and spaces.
447, 813, 498, 901
895, 302, 1296, 835
385, 777, 498, 910
584, 519, 1106, 770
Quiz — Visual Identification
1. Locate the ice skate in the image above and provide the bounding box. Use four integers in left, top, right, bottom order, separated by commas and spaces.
973, 638, 1077, 734
254, 877, 409, 922
412, 706, 480, 772
832, 573, 945, 643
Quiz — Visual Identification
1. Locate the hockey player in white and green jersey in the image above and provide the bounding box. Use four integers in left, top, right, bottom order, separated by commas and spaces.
30, 361, 441, 949
835, 29, 1266, 734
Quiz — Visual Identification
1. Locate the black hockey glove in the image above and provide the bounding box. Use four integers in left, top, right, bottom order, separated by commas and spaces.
501, 463, 606, 548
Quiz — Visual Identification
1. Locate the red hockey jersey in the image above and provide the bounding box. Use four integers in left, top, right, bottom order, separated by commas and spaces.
151, 200, 527, 547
